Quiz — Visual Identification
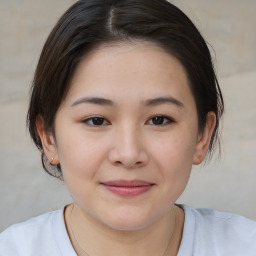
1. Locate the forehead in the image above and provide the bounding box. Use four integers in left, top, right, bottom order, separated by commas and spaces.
64, 42, 194, 107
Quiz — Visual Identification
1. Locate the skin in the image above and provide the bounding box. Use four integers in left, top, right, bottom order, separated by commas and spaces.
37, 42, 216, 255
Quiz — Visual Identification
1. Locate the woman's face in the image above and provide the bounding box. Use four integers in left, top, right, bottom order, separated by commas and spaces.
39, 42, 215, 230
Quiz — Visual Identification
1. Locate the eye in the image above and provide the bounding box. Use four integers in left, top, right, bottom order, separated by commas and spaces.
82, 116, 110, 126
146, 115, 174, 126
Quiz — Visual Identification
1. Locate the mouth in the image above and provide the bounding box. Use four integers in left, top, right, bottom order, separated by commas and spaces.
100, 180, 155, 197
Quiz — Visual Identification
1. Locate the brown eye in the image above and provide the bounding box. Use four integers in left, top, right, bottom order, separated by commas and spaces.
152, 116, 165, 125
146, 115, 173, 126
83, 116, 110, 126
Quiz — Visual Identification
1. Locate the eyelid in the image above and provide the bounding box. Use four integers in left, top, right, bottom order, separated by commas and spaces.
146, 115, 175, 126
82, 116, 111, 126
81, 115, 174, 126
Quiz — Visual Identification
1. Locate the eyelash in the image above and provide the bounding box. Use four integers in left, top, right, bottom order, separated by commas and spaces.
146, 115, 175, 126
82, 116, 110, 126
82, 115, 174, 127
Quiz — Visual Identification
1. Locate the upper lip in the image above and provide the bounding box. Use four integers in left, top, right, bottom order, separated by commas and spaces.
101, 180, 154, 187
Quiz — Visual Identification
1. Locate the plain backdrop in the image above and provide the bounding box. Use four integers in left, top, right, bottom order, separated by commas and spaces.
0, 0, 256, 232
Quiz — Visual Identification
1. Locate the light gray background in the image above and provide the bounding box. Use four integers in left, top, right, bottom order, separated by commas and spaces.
0, 0, 255, 232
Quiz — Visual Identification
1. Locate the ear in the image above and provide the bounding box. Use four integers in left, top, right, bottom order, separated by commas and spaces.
192, 112, 216, 165
36, 116, 59, 165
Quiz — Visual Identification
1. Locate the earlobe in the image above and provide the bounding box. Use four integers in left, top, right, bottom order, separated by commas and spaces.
36, 116, 59, 165
192, 112, 216, 165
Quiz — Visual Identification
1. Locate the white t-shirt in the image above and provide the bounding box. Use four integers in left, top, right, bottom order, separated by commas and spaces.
1, 204, 256, 256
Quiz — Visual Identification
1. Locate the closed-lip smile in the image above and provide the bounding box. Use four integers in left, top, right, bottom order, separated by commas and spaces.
100, 180, 155, 197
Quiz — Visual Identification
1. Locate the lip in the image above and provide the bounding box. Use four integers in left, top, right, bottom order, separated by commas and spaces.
100, 180, 155, 197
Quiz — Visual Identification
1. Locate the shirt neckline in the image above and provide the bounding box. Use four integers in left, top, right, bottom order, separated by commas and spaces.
52, 204, 195, 256
177, 204, 196, 256
52, 206, 77, 256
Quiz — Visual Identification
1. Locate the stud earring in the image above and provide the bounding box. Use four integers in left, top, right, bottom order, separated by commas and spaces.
50, 156, 55, 164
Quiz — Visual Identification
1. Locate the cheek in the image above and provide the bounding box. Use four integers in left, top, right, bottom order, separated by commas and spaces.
56, 132, 107, 205
159, 141, 194, 202
55, 127, 108, 178
149, 127, 197, 190
152, 128, 197, 166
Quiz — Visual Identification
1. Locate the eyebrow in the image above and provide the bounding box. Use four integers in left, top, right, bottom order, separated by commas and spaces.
71, 96, 184, 108
71, 97, 114, 107
144, 96, 184, 108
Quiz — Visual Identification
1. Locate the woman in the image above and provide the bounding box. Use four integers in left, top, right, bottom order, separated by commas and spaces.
1, 0, 255, 255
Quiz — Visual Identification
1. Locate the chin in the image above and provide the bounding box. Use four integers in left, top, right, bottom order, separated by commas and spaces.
98, 209, 161, 231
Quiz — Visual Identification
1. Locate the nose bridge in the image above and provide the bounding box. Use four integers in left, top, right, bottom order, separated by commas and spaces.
108, 122, 148, 168
121, 124, 140, 154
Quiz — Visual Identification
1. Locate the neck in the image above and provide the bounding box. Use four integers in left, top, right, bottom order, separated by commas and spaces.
65, 203, 181, 256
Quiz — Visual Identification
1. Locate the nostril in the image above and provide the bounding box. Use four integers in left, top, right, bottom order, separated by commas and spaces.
108, 147, 149, 169
114, 160, 122, 166
113, 160, 144, 168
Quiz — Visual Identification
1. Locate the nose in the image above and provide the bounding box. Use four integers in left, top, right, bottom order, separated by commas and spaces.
108, 125, 149, 169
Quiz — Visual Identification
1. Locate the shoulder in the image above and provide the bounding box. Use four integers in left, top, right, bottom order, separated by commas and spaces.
0, 208, 64, 255
179, 204, 256, 256
192, 206, 256, 238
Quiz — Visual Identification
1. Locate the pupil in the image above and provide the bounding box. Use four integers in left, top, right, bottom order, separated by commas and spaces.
153, 116, 164, 125
92, 117, 104, 125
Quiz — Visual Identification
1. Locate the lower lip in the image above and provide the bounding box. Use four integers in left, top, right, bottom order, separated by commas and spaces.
101, 184, 153, 197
